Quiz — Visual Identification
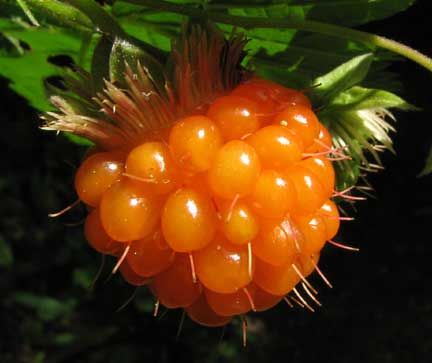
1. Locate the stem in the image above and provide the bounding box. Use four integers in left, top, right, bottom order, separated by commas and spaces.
64, 0, 125, 37
24, 0, 93, 32
130, 0, 432, 72
16, 0, 40, 26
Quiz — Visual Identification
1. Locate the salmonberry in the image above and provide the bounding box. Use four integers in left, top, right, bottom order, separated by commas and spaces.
299, 156, 335, 198
150, 254, 202, 308
126, 229, 175, 277
125, 142, 178, 195
247, 282, 283, 312
75, 151, 125, 207
208, 140, 261, 199
274, 104, 320, 148
84, 208, 123, 256
252, 216, 302, 266
100, 179, 161, 242
207, 95, 261, 140
119, 259, 151, 287
161, 188, 217, 252
67, 76, 344, 328
169, 115, 223, 173
306, 123, 333, 154
194, 234, 253, 294
249, 170, 297, 218
186, 294, 232, 327
319, 200, 340, 240
218, 200, 259, 245
204, 287, 253, 316
57, 28, 345, 329
293, 213, 328, 255
246, 125, 303, 169
253, 256, 301, 296
285, 165, 327, 215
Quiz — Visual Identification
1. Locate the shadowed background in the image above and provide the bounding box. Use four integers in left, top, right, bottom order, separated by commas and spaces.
1, 1, 431, 362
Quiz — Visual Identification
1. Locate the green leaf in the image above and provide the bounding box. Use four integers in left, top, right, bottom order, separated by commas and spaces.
292, 0, 414, 27
120, 18, 174, 52
16, 0, 40, 26
64, 133, 94, 146
0, 236, 13, 268
306, 52, 415, 188
419, 147, 432, 177
325, 86, 417, 113
72, 267, 93, 289
211, 0, 415, 27
310, 53, 374, 105
12, 292, 77, 321
52, 332, 76, 345
0, 21, 92, 110
32, 352, 46, 363
227, 7, 302, 56
221, 24, 398, 92
19, 0, 93, 32
91, 34, 112, 91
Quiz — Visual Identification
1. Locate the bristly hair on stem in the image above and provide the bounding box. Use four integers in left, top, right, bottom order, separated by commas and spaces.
41, 22, 248, 150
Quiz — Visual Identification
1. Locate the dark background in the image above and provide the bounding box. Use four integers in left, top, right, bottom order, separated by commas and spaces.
1, 1, 432, 362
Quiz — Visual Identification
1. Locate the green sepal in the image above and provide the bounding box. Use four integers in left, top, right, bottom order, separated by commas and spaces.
314, 56, 416, 189
418, 147, 432, 177
333, 158, 361, 191
64, 132, 94, 146
323, 86, 418, 113
108, 37, 165, 88
310, 53, 374, 106
0, 236, 13, 268
91, 34, 112, 91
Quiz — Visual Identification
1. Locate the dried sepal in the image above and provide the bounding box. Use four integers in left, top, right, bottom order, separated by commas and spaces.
42, 22, 247, 150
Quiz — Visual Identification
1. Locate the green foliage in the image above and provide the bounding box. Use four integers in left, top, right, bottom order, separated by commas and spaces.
325, 87, 415, 113
419, 147, 432, 177
0, 0, 419, 113
210, 0, 415, 26
310, 54, 374, 106
0, 16, 93, 109
307, 55, 413, 188
12, 291, 77, 321
108, 36, 165, 86
0, 236, 13, 268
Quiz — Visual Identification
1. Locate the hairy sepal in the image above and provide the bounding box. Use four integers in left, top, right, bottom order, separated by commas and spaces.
42, 21, 247, 149
309, 55, 416, 189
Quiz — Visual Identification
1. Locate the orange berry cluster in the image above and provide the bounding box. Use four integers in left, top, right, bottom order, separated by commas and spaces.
76, 78, 340, 327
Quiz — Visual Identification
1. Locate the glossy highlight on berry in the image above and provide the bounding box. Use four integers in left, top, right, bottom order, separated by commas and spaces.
194, 235, 253, 294
274, 104, 320, 148
125, 142, 178, 194
252, 216, 301, 266
207, 95, 261, 140
169, 115, 223, 173
246, 125, 303, 169
208, 140, 261, 199
100, 179, 161, 242
75, 151, 125, 206
161, 188, 217, 252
